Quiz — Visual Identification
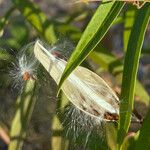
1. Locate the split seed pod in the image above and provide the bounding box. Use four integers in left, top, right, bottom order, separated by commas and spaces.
34, 40, 119, 122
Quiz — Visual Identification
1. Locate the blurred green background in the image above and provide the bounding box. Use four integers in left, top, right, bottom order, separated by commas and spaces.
0, 0, 150, 150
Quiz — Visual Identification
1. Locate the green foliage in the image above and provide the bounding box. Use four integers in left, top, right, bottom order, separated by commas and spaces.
123, 6, 136, 51
0, 0, 150, 150
118, 4, 150, 149
12, 0, 57, 44
0, 50, 14, 62
8, 80, 36, 150
89, 45, 149, 106
0, 7, 15, 37
135, 108, 150, 150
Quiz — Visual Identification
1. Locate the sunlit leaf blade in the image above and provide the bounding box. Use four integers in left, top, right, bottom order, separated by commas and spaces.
135, 108, 150, 150
57, 1, 125, 93
118, 4, 150, 149
12, 0, 57, 44
89, 45, 122, 72
123, 7, 136, 51
106, 124, 117, 150
8, 80, 36, 150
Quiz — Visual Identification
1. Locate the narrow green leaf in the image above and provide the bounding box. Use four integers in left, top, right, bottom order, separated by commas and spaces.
12, 0, 57, 44
118, 4, 150, 149
8, 80, 36, 150
135, 107, 150, 150
57, 1, 125, 93
106, 124, 117, 150
123, 7, 136, 51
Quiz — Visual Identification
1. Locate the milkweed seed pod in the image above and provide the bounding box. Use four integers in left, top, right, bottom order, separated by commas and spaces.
34, 40, 120, 122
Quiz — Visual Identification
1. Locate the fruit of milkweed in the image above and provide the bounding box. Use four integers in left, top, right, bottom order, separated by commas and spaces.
34, 40, 120, 122
34, 40, 144, 124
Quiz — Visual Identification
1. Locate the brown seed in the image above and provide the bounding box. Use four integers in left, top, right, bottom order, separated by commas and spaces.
104, 112, 119, 121
22, 72, 31, 81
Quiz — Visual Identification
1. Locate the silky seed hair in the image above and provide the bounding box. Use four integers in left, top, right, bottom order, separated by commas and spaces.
9, 42, 38, 91
39, 39, 74, 61
9, 39, 73, 92
61, 104, 106, 147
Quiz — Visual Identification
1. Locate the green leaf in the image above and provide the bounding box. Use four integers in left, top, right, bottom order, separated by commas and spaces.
57, 1, 125, 93
117, 4, 150, 149
135, 108, 150, 150
8, 80, 36, 150
12, 0, 57, 44
89, 44, 122, 72
123, 7, 136, 51
106, 124, 117, 150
